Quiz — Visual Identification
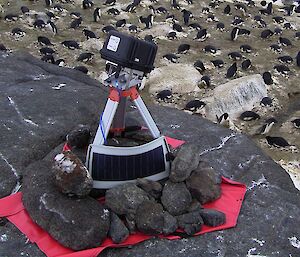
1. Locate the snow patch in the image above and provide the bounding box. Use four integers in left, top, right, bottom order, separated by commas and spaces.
289, 236, 300, 249
199, 133, 235, 156
0, 234, 8, 242
51, 83, 66, 90
252, 238, 265, 246
247, 174, 269, 191
247, 247, 267, 257
54, 153, 76, 173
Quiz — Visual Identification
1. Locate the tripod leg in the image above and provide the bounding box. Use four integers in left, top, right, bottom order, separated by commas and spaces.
93, 98, 119, 145
133, 95, 161, 139
111, 96, 127, 135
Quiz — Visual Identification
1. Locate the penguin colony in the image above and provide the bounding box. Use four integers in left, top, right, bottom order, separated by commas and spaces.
0, 0, 299, 156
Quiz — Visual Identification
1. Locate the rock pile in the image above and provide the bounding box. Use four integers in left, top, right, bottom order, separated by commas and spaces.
23, 126, 226, 249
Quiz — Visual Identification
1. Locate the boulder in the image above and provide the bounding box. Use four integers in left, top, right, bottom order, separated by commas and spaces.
66, 124, 91, 149
105, 183, 152, 216
22, 160, 110, 250
186, 163, 221, 204
169, 143, 200, 182
147, 64, 202, 94
176, 212, 203, 236
109, 213, 129, 244
136, 178, 163, 199
0, 164, 18, 198
199, 209, 226, 227
161, 181, 192, 216
52, 151, 93, 197
204, 74, 268, 119
135, 201, 177, 235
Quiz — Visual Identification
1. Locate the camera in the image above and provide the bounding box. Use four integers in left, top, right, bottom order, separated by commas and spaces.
100, 31, 157, 74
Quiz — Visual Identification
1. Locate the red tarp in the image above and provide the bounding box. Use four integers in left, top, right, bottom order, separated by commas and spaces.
0, 177, 246, 257
0, 136, 246, 256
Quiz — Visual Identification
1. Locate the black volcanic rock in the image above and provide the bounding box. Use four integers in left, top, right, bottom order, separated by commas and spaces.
22, 160, 110, 250
135, 201, 177, 235
199, 209, 226, 227
186, 162, 222, 204
169, 144, 200, 182
136, 178, 163, 199
66, 124, 91, 149
161, 181, 192, 216
176, 212, 204, 236
105, 183, 151, 216
109, 213, 129, 244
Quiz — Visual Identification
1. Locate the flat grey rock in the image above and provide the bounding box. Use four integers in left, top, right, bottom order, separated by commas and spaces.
0, 52, 299, 257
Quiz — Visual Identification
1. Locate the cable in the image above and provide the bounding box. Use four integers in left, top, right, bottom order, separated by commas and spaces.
99, 113, 107, 145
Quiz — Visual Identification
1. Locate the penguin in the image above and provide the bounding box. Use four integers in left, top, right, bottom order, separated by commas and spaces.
74, 65, 88, 74
184, 100, 206, 112
211, 59, 224, 68
278, 56, 293, 64
166, 14, 177, 23
139, 14, 154, 29
239, 111, 260, 121
216, 113, 229, 126
173, 23, 183, 32
230, 27, 239, 41
224, 4, 231, 15
83, 29, 97, 39
270, 44, 282, 53
61, 40, 80, 50
295, 32, 300, 40
46, 21, 58, 34
189, 23, 202, 31
156, 89, 172, 101
240, 44, 252, 53
123, 3, 136, 13
254, 15, 267, 27
82, 0, 94, 9
33, 19, 46, 29
185, 0, 193, 4
272, 16, 284, 24
262, 72, 273, 85
195, 29, 209, 41
266, 136, 290, 148
45, 0, 53, 7
77, 52, 94, 62
204, 45, 218, 54
171, 0, 180, 10
177, 43, 190, 54
207, 14, 218, 22
260, 97, 273, 106
260, 2, 272, 15
279, 37, 292, 47
93, 8, 101, 22
286, 5, 296, 16
70, 17, 82, 29
241, 59, 252, 70
238, 28, 251, 36
232, 17, 244, 26
4, 14, 19, 22
246, 0, 255, 7
193, 60, 206, 72
296, 51, 300, 67
102, 25, 116, 33
39, 47, 55, 56
46, 11, 55, 20
38, 36, 53, 46
163, 53, 179, 63
261, 29, 274, 39
11, 28, 26, 37
202, 7, 210, 14
283, 22, 292, 30
256, 118, 277, 134
182, 9, 192, 25
21, 6, 30, 14
129, 25, 138, 33
291, 119, 300, 129
144, 34, 155, 43
228, 52, 242, 61
274, 27, 282, 35
116, 19, 126, 27
167, 31, 177, 40
41, 54, 55, 64
70, 12, 81, 19
200, 75, 211, 87
156, 7, 168, 14
52, 4, 64, 12
226, 62, 237, 78
103, 0, 116, 6
107, 8, 120, 15
216, 22, 225, 31
274, 64, 290, 75
0, 44, 7, 51
54, 59, 65, 66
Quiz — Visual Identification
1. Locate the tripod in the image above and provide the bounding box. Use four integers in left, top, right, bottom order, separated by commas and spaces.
86, 67, 171, 189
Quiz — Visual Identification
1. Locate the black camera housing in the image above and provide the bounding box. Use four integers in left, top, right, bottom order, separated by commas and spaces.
100, 31, 157, 74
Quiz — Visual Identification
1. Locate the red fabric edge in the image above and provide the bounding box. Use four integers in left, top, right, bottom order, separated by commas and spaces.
0, 177, 246, 257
